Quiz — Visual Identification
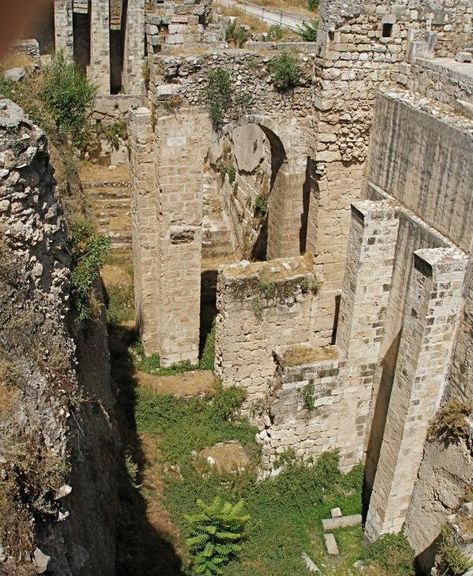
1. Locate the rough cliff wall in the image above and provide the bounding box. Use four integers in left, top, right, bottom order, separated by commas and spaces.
0, 99, 119, 575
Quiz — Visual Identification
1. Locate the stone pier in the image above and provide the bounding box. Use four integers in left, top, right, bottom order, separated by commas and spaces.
88, 0, 111, 94
54, 0, 74, 59
129, 107, 159, 353
335, 200, 399, 468
154, 112, 211, 365
122, 0, 145, 96
365, 247, 468, 542
267, 159, 307, 260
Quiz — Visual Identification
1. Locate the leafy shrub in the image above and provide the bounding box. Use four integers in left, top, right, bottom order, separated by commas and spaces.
438, 525, 472, 576
428, 399, 472, 446
41, 52, 96, 149
204, 68, 252, 127
68, 217, 110, 321
94, 119, 127, 150
267, 51, 300, 91
267, 25, 284, 41
363, 533, 415, 576
297, 20, 318, 42
307, 0, 319, 11
186, 497, 250, 575
225, 21, 250, 48
205, 68, 233, 126
254, 194, 268, 218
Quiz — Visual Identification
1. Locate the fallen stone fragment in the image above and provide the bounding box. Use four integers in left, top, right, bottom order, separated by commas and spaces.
301, 552, 321, 573
322, 513, 362, 531
455, 51, 472, 63
3, 67, 26, 82
33, 548, 50, 574
331, 506, 342, 518
324, 533, 339, 555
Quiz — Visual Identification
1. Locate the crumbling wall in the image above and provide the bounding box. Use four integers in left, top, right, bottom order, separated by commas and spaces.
0, 100, 119, 575
215, 255, 317, 403
257, 349, 345, 468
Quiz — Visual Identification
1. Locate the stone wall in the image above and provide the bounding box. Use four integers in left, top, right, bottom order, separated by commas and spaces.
306, 0, 472, 345
215, 255, 317, 403
361, 72, 473, 553
149, 50, 315, 129
0, 99, 119, 575
401, 57, 473, 109
258, 349, 345, 467
366, 91, 473, 252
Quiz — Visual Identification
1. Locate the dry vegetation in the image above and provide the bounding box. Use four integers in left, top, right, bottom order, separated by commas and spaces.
281, 344, 338, 367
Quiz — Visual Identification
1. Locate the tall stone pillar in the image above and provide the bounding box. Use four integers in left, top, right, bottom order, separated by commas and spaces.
122, 0, 145, 96
365, 247, 468, 542
54, 0, 74, 60
153, 112, 211, 366
334, 200, 399, 469
88, 0, 111, 94
129, 107, 159, 353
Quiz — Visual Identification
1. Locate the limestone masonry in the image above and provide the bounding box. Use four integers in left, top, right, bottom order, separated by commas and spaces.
11, 0, 473, 573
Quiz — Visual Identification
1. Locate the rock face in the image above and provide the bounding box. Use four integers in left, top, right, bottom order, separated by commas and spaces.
0, 99, 119, 575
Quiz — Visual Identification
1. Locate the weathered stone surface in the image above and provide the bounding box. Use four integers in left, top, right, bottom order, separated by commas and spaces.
324, 533, 339, 555
322, 515, 362, 531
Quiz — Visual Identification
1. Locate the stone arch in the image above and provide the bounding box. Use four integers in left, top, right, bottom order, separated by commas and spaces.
217, 114, 312, 260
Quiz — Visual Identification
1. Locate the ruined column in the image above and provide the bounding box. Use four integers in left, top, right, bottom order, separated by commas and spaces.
122, 0, 145, 96
153, 112, 211, 366
88, 0, 111, 94
129, 107, 159, 353
334, 200, 399, 469
365, 247, 468, 542
54, 0, 74, 60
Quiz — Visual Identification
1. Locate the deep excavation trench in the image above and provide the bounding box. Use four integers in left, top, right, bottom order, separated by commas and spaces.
86, 161, 418, 576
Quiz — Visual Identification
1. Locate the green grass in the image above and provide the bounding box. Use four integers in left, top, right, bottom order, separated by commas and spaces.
134, 382, 416, 576
133, 315, 216, 376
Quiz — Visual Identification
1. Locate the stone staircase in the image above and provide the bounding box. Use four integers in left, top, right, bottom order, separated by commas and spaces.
80, 164, 132, 253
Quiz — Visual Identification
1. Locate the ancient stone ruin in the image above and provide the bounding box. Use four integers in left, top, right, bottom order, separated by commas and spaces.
1, 0, 472, 573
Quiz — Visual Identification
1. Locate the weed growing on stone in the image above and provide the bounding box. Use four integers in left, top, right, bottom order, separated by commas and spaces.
438, 525, 472, 576
302, 381, 316, 411
267, 51, 300, 91
428, 398, 473, 447
254, 194, 268, 218
205, 68, 252, 128
225, 21, 250, 48
297, 20, 318, 41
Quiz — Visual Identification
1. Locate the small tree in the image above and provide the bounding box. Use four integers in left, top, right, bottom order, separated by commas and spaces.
267, 51, 300, 91
185, 497, 250, 575
41, 52, 96, 149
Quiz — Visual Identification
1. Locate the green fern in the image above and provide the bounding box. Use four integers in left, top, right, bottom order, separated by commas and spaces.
185, 497, 250, 575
